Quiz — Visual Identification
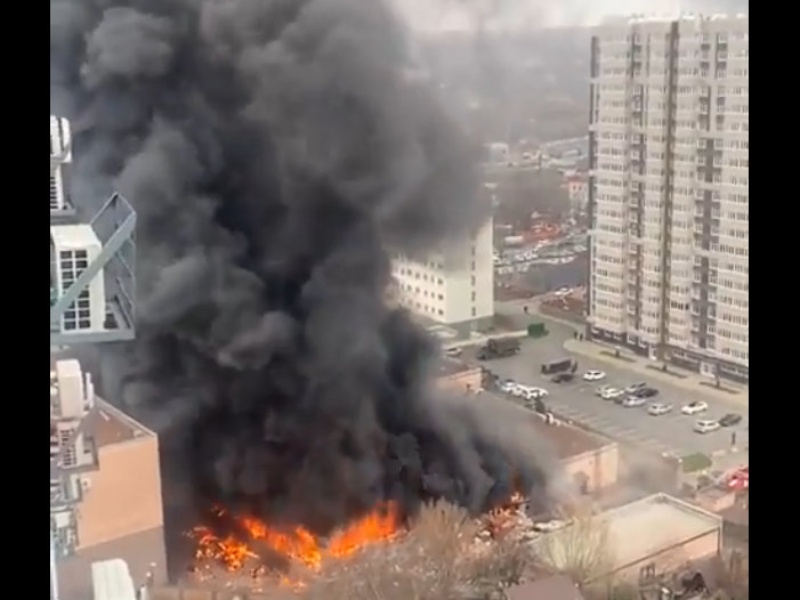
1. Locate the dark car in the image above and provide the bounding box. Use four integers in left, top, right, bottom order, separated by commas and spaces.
718, 413, 743, 427
551, 373, 575, 384
633, 387, 659, 399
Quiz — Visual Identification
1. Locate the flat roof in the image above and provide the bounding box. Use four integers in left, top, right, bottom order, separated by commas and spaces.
534, 494, 722, 573
530, 416, 608, 459
86, 397, 155, 448
507, 575, 585, 600
469, 392, 609, 459
50, 224, 100, 249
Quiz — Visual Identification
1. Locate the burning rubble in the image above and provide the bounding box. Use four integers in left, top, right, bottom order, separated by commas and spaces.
187, 502, 403, 584
185, 491, 553, 591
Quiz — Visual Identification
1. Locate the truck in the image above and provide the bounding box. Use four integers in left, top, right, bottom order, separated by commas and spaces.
477, 337, 521, 360
541, 357, 578, 375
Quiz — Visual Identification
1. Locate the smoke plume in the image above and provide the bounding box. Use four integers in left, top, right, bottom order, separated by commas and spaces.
51, 0, 556, 533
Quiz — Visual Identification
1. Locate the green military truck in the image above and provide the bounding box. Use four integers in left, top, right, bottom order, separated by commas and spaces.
477, 337, 521, 360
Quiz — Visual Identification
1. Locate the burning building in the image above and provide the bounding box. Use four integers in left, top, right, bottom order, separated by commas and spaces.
51, 358, 167, 600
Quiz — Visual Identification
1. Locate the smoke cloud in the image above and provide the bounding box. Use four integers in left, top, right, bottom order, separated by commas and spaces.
52, 0, 556, 533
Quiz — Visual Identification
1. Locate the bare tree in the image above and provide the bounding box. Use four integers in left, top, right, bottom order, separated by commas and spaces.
302, 501, 530, 600
534, 513, 613, 585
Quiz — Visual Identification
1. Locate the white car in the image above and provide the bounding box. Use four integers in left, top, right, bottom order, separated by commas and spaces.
599, 387, 623, 400
694, 419, 721, 434
582, 370, 607, 382
681, 401, 709, 416
526, 387, 549, 399
498, 381, 518, 394
622, 396, 647, 408
648, 402, 673, 416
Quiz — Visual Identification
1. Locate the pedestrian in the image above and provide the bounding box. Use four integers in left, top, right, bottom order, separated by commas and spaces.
731, 432, 737, 447
523, 305, 529, 315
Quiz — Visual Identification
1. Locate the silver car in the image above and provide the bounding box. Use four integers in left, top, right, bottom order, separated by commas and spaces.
648, 402, 673, 416
622, 396, 646, 408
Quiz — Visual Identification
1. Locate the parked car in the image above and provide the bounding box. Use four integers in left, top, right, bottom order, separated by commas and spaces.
552, 373, 575, 384
582, 370, 607, 382
599, 386, 624, 401
682, 401, 709, 416
625, 382, 647, 394
632, 387, 659, 398
444, 347, 462, 358
648, 402, 673, 416
622, 396, 647, 408
694, 419, 721, 434
718, 413, 743, 427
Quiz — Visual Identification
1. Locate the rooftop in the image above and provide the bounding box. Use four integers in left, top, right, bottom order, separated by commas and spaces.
533, 494, 722, 574
506, 575, 585, 600
85, 397, 155, 448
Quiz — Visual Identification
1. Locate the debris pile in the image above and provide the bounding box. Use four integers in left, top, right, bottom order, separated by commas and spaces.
474, 493, 539, 550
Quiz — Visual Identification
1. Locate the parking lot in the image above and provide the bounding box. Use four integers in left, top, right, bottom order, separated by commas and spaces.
461, 336, 749, 458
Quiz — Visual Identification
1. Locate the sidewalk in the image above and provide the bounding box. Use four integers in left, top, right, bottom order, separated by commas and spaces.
563, 339, 749, 408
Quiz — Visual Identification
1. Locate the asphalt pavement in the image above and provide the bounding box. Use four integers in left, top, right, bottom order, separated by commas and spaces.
460, 331, 749, 459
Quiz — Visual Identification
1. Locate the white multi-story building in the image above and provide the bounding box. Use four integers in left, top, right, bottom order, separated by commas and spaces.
392, 218, 494, 335
51, 225, 107, 332
587, 14, 748, 382
51, 115, 72, 212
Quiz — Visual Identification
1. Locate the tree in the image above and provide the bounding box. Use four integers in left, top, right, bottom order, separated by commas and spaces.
534, 513, 613, 585
302, 501, 531, 600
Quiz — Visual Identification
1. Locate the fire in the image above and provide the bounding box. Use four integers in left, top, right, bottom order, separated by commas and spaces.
189, 501, 403, 578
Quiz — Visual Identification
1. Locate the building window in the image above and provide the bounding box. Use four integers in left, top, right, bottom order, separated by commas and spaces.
471, 292, 476, 302
471, 307, 477, 317
471, 276, 476, 286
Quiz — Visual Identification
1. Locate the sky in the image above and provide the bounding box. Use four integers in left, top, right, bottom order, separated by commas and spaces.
392, 0, 748, 32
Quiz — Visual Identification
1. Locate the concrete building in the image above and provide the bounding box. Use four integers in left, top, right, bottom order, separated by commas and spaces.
467, 392, 620, 494
392, 218, 494, 336
587, 14, 749, 382
51, 359, 168, 600
534, 493, 722, 585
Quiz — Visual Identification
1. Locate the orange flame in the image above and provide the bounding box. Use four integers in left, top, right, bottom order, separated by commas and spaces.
189, 501, 403, 577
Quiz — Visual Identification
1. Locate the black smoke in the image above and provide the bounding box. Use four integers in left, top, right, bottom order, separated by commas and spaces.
51, 0, 558, 534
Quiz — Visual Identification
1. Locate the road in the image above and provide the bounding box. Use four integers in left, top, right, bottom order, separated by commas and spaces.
461, 320, 749, 459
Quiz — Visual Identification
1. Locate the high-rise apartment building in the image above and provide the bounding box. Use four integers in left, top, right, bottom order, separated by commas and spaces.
587, 14, 748, 382
391, 218, 494, 336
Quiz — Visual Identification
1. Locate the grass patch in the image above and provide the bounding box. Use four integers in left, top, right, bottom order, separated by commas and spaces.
680, 452, 712, 473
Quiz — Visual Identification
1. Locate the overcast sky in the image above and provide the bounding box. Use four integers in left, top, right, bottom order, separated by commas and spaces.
392, 0, 748, 32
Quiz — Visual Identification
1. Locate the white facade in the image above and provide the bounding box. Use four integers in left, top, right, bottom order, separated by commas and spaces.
51, 225, 107, 333
50, 359, 97, 554
392, 218, 494, 329
51, 115, 72, 212
588, 14, 748, 378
